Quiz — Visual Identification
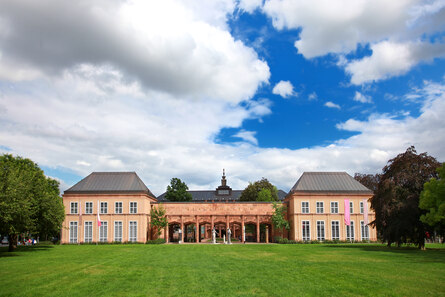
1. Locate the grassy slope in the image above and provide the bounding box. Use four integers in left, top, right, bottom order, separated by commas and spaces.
0, 243, 444, 297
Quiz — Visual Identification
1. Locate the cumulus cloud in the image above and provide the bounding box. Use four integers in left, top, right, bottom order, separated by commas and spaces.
324, 101, 341, 109
272, 80, 295, 98
238, 0, 263, 13
233, 130, 258, 145
261, 0, 445, 84
353, 91, 373, 103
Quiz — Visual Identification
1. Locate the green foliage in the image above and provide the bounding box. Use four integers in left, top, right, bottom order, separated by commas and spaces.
271, 202, 290, 231
165, 178, 192, 202
239, 178, 278, 201
371, 146, 441, 249
0, 154, 65, 251
146, 238, 166, 244
150, 204, 168, 236
420, 163, 445, 237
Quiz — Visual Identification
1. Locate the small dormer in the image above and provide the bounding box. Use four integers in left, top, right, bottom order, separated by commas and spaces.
216, 169, 232, 196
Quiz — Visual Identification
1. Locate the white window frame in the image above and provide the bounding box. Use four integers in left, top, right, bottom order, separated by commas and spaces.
84, 221, 93, 243
331, 220, 340, 240
349, 201, 354, 214
361, 221, 369, 241
346, 221, 355, 241
85, 202, 93, 214
69, 221, 78, 243
330, 201, 339, 214
129, 221, 137, 242
129, 202, 138, 214
316, 202, 324, 214
70, 202, 78, 214
114, 221, 123, 242
115, 202, 123, 214
99, 221, 108, 242
316, 221, 325, 241
360, 201, 364, 214
302, 220, 310, 241
100, 202, 108, 214
301, 201, 309, 214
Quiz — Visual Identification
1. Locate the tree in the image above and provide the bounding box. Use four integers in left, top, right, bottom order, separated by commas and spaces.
239, 178, 278, 201
370, 146, 440, 249
150, 204, 168, 237
419, 163, 445, 238
0, 154, 65, 251
165, 178, 192, 202
354, 173, 380, 193
271, 202, 289, 238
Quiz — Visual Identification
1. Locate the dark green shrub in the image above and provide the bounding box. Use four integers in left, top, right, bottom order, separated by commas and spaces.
146, 238, 166, 244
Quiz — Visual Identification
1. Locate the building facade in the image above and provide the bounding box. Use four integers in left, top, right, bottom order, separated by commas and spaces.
61, 171, 377, 244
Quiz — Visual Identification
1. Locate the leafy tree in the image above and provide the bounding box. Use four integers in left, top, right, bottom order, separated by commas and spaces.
0, 154, 65, 251
150, 204, 168, 237
371, 146, 440, 249
165, 178, 192, 201
271, 202, 290, 238
354, 173, 381, 193
419, 163, 445, 238
240, 178, 278, 201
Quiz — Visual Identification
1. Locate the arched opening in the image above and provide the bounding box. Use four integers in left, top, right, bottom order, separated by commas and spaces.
183, 223, 197, 242
244, 223, 257, 242
260, 223, 272, 243
168, 223, 181, 243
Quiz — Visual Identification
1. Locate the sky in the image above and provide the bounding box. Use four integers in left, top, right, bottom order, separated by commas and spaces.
1, 0, 445, 195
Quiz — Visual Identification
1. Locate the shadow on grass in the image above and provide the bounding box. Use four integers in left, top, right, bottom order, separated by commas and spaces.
0, 244, 54, 258
323, 244, 445, 263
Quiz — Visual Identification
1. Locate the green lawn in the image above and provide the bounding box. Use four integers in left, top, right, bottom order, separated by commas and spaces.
1, 243, 444, 297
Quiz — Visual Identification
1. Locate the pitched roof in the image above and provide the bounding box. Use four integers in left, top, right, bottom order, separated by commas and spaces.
65, 172, 155, 197
157, 189, 287, 202
290, 172, 372, 194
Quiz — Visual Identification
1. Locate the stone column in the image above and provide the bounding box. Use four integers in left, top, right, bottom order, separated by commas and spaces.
256, 215, 260, 243
165, 222, 169, 243
180, 216, 184, 244
241, 216, 245, 243
219, 224, 222, 238
266, 225, 269, 243
195, 216, 199, 243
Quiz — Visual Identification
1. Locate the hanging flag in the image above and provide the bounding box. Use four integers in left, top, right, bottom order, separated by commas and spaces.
363, 199, 369, 225
97, 201, 102, 227
344, 199, 350, 226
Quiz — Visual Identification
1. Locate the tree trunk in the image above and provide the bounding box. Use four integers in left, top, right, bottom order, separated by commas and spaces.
8, 233, 17, 252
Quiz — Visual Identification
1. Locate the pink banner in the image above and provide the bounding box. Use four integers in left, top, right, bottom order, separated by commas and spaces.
97, 201, 102, 227
363, 199, 368, 225
344, 199, 350, 226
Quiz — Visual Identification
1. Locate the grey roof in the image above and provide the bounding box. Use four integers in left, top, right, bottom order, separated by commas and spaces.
157, 189, 287, 202
65, 172, 155, 197
290, 172, 372, 194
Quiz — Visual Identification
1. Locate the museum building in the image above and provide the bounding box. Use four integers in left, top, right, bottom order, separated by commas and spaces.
61, 171, 376, 244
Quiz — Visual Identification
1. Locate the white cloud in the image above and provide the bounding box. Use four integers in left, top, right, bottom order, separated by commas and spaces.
272, 80, 295, 98
261, 0, 445, 84
353, 91, 373, 103
324, 101, 341, 109
308, 92, 317, 100
238, 0, 263, 13
233, 130, 258, 145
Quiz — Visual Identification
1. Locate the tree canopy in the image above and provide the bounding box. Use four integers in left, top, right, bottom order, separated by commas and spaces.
271, 202, 289, 233
354, 173, 380, 193
239, 178, 278, 201
419, 163, 445, 238
370, 146, 440, 249
164, 178, 192, 202
150, 204, 168, 236
0, 154, 65, 251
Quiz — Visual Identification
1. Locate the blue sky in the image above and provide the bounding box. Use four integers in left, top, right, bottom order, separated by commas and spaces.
1, 0, 445, 195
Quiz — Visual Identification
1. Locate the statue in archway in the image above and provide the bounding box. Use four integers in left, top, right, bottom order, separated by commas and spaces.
212, 227, 216, 244
227, 228, 232, 244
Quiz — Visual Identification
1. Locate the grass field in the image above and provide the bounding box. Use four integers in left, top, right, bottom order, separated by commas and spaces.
1, 243, 444, 297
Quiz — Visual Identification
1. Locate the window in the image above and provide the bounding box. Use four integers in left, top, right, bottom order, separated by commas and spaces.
346, 221, 355, 241
130, 202, 138, 214
100, 202, 108, 214
99, 221, 108, 242
316, 202, 324, 214
331, 221, 340, 240
84, 221, 93, 243
360, 201, 364, 214
301, 202, 309, 214
317, 221, 325, 241
349, 201, 354, 214
115, 202, 123, 214
70, 202, 78, 214
114, 221, 123, 242
69, 222, 78, 243
361, 221, 369, 240
330, 201, 339, 214
85, 202, 93, 214
129, 221, 137, 242
302, 221, 310, 241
